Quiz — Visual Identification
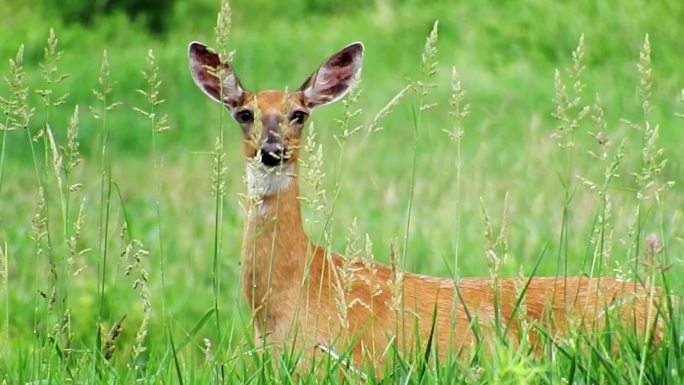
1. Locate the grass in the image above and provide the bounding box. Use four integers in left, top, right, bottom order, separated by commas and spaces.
0, 0, 683, 383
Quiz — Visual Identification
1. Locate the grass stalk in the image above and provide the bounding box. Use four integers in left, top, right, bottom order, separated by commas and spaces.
90, 48, 122, 374
208, 0, 233, 345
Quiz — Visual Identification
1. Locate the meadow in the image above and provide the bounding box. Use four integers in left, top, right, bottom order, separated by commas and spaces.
1, 0, 683, 383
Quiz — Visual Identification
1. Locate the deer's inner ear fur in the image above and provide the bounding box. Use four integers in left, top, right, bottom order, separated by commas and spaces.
188, 41, 245, 109
299, 42, 364, 109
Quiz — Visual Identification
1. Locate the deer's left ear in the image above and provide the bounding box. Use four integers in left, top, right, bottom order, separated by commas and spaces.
298, 42, 364, 109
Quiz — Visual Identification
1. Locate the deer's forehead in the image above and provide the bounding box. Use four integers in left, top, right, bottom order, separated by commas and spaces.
250, 90, 304, 113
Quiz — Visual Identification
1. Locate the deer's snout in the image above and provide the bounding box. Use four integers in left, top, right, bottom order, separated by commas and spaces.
259, 142, 286, 167
258, 114, 291, 167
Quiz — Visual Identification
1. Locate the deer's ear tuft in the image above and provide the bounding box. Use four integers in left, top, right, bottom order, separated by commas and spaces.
188, 41, 245, 108
299, 42, 364, 109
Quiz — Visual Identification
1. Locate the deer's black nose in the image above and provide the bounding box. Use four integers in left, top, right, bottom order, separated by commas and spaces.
259, 143, 285, 167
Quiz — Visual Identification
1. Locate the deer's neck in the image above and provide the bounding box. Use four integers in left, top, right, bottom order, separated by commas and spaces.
242, 162, 310, 315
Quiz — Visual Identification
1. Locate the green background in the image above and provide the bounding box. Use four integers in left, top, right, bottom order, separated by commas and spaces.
0, 0, 682, 382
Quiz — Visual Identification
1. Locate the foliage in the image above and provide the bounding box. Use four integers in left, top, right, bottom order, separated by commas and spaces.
0, 0, 683, 383
44, 0, 177, 35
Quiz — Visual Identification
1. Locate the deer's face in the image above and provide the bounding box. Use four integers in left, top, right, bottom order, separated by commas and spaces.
228, 89, 309, 167
189, 42, 363, 170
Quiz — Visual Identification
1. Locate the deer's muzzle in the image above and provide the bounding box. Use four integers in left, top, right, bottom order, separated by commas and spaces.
259, 142, 287, 167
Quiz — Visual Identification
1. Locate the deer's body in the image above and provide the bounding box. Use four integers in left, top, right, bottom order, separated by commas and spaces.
189, 41, 662, 376
240, 160, 657, 371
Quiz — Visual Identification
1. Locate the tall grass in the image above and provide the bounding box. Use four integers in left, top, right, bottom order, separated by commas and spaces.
0, 0, 682, 384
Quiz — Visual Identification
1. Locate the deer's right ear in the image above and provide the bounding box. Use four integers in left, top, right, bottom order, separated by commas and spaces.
188, 42, 245, 109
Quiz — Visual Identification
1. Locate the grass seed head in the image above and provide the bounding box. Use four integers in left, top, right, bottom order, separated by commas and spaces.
62, 105, 82, 180
389, 241, 404, 313
37, 28, 69, 107
552, 35, 590, 149
367, 83, 411, 133
300, 121, 329, 220
420, 20, 439, 83
215, 0, 234, 63
1, 44, 34, 131
638, 34, 653, 115
443, 66, 469, 140
211, 136, 227, 198
103, 315, 126, 361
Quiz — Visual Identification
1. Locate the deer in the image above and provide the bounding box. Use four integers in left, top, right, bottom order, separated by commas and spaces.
188, 41, 665, 377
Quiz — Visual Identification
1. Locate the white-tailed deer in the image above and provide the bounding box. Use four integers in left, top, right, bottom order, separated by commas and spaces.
188, 41, 664, 376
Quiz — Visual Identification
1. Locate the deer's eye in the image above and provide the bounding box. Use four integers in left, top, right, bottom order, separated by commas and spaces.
290, 110, 308, 125
235, 109, 254, 124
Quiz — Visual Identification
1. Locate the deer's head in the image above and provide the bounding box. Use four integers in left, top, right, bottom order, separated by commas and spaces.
188, 42, 363, 175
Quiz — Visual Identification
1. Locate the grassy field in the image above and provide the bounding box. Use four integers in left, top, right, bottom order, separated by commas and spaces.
1, 0, 683, 383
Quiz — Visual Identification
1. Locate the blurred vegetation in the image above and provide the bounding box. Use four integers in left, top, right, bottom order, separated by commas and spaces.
0, 0, 683, 382
43, 0, 177, 34
1, 0, 682, 159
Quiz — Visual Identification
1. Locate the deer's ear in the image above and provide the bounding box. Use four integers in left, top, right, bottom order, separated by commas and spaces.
188, 42, 245, 109
298, 42, 363, 109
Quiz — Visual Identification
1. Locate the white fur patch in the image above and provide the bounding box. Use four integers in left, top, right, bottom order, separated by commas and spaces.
246, 162, 294, 198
